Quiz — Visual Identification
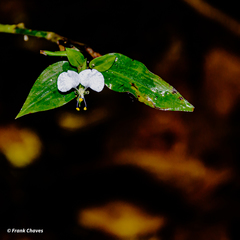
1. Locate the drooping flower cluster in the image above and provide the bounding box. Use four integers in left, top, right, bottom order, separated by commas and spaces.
57, 69, 104, 110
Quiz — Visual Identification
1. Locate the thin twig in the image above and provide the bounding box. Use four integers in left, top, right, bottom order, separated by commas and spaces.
0, 23, 101, 58
182, 0, 240, 37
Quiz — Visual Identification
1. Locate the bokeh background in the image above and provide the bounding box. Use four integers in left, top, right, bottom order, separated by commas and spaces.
1, 0, 240, 239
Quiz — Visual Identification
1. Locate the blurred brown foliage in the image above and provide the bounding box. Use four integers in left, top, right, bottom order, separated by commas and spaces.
1, 0, 240, 239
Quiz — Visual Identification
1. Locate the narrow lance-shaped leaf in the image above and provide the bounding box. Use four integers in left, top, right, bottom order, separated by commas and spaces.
102, 53, 194, 112
16, 61, 76, 118
40, 50, 67, 57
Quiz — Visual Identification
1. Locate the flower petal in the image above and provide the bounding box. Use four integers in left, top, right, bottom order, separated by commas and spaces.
57, 70, 79, 92
78, 69, 92, 88
88, 69, 105, 92
79, 69, 105, 92
66, 70, 80, 87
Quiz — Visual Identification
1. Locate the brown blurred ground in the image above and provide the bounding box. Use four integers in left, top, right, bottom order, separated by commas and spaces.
1, 0, 240, 239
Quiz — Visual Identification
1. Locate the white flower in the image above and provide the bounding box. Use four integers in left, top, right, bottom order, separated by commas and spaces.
57, 69, 105, 110
57, 69, 104, 92
78, 69, 104, 92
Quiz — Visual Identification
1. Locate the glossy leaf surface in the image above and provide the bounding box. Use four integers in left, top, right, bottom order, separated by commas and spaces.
89, 54, 116, 72
66, 48, 85, 68
102, 53, 194, 112
16, 61, 76, 118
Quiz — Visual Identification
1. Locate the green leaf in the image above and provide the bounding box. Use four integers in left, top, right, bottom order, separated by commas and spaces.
89, 54, 116, 72
16, 61, 76, 118
40, 50, 67, 57
102, 53, 194, 112
66, 48, 85, 69
81, 59, 87, 70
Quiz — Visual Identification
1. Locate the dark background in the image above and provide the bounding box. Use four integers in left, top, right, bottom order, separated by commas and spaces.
1, 0, 240, 239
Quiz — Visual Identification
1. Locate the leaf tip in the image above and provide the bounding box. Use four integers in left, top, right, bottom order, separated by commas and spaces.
15, 111, 23, 119
185, 101, 195, 112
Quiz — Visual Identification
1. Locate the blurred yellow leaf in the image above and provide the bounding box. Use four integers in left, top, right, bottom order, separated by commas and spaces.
78, 201, 165, 238
114, 150, 231, 204
0, 125, 42, 167
57, 108, 108, 131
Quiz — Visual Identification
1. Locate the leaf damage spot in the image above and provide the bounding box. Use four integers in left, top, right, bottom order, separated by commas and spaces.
131, 83, 138, 90
172, 88, 177, 94
118, 84, 124, 90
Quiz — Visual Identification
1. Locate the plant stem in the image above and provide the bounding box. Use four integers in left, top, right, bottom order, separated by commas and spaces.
0, 23, 101, 58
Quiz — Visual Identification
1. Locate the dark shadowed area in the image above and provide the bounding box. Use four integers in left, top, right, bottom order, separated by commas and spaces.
1, 0, 240, 239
